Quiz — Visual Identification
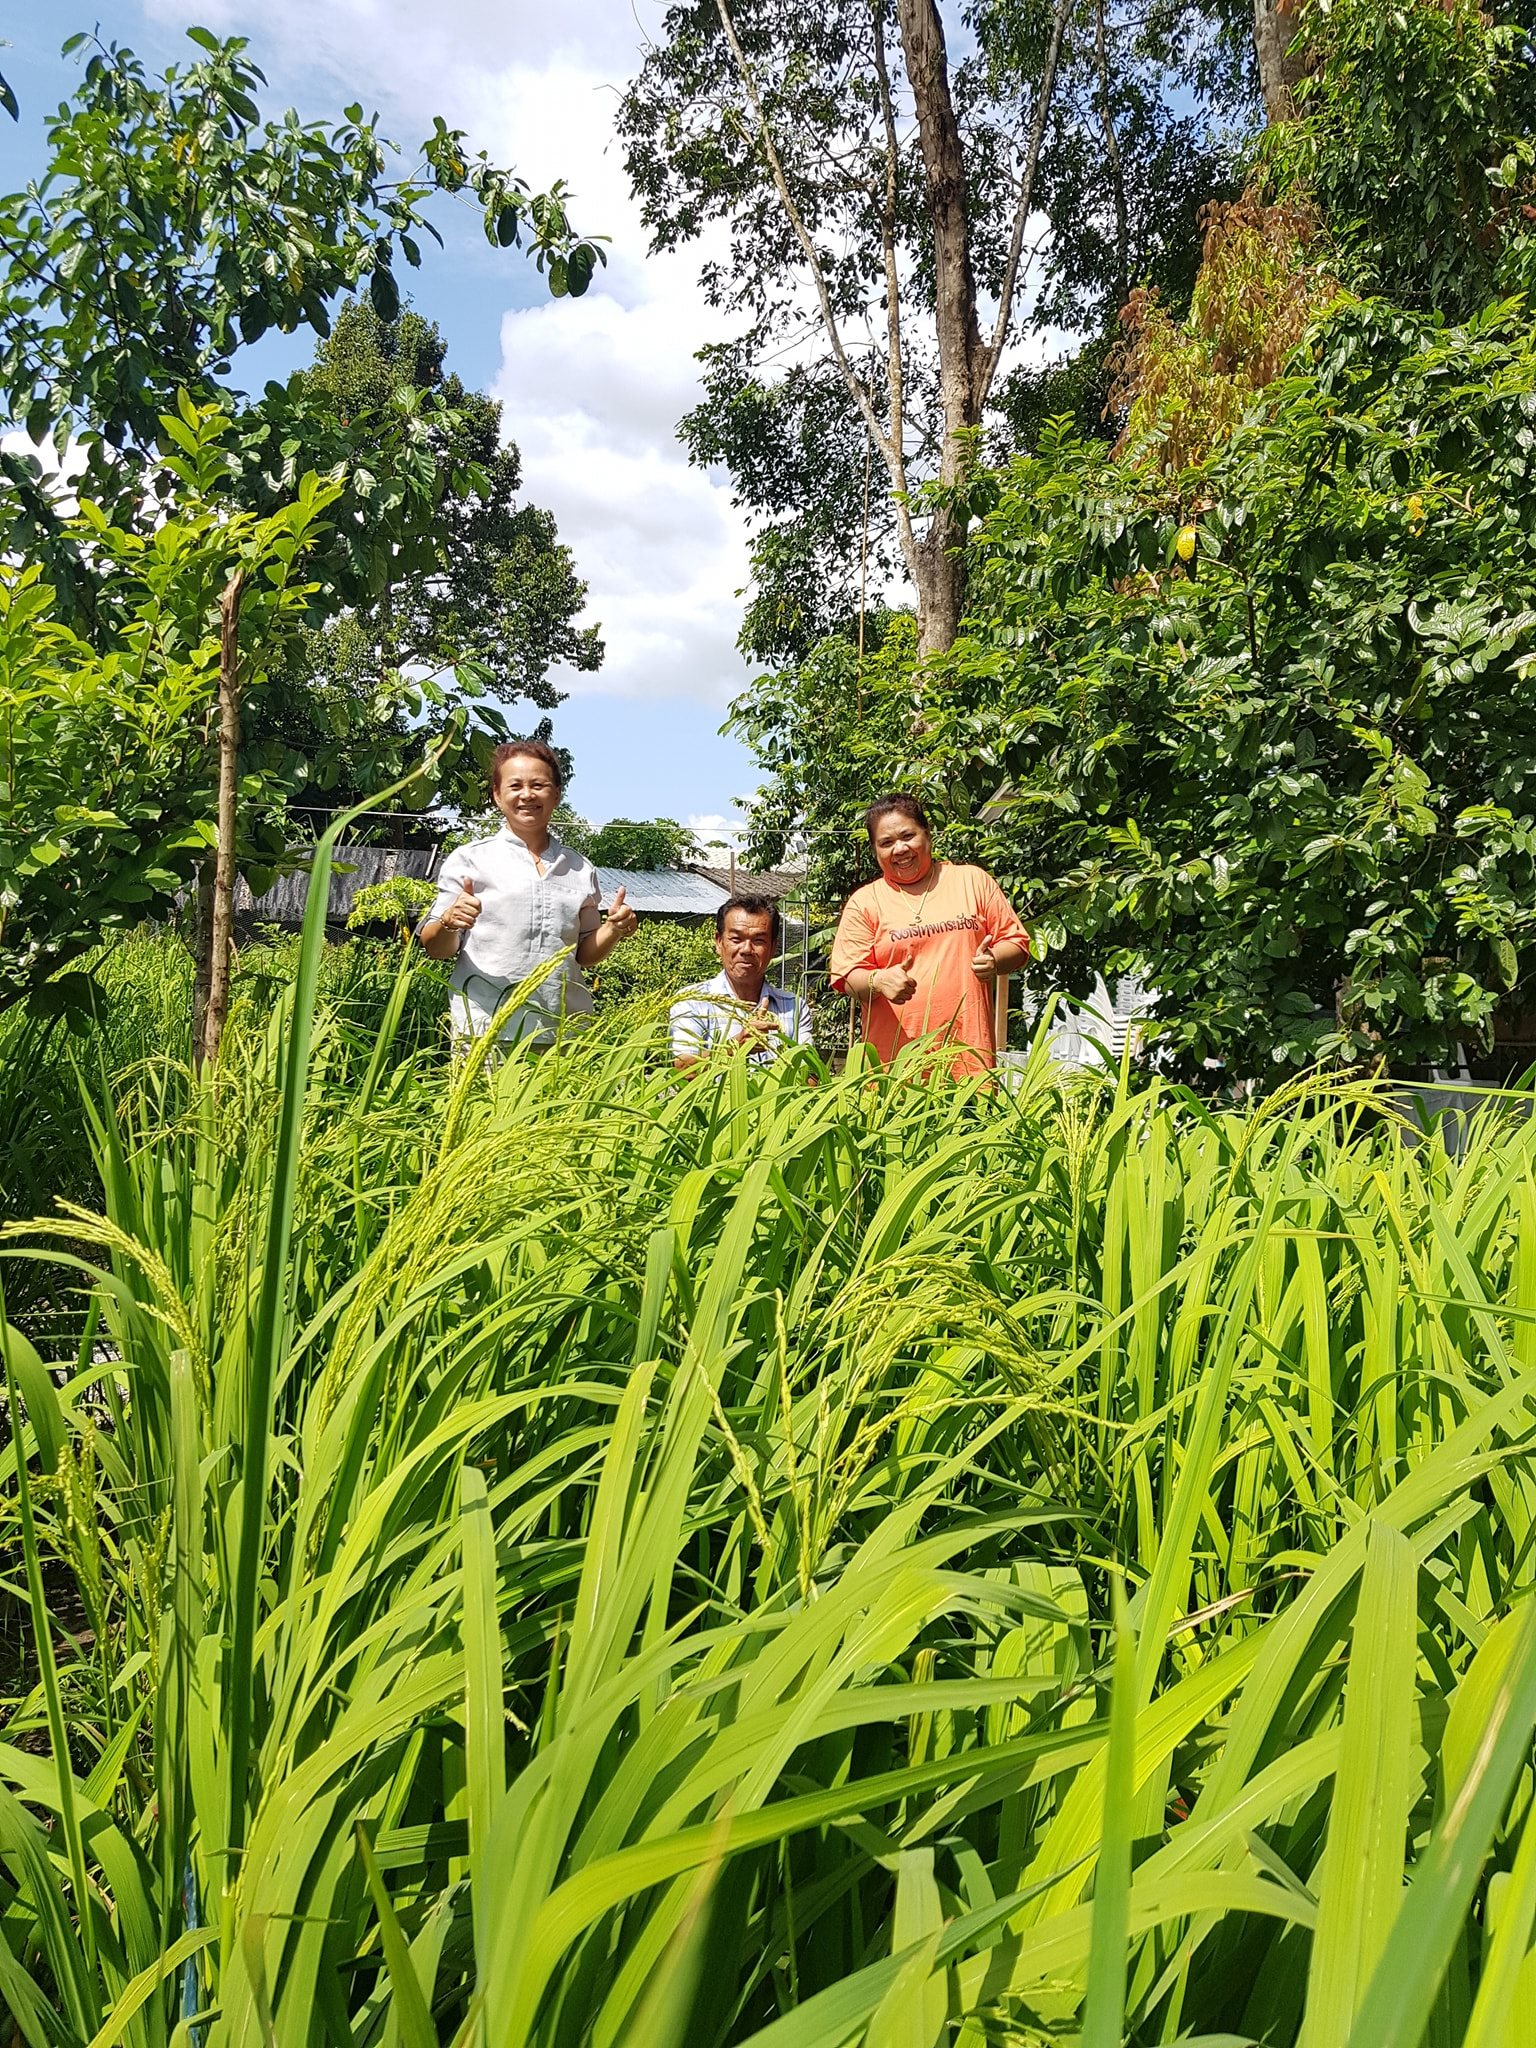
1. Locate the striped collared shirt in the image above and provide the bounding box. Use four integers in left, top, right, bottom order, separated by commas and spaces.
669, 971, 812, 1067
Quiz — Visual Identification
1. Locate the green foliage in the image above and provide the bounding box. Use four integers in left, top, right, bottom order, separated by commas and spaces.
584, 816, 699, 870
1271, 0, 1536, 318
687, 355, 903, 665
622, 0, 1246, 660
264, 302, 603, 822
0, 27, 602, 574
728, 612, 920, 902
9, 925, 1536, 2039
0, 28, 608, 922
0, 925, 446, 1312
923, 297, 1536, 1083
345, 876, 438, 931
994, 326, 1123, 458
588, 918, 718, 1010
0, 399, 339, 1009
0, 561, 211, 1007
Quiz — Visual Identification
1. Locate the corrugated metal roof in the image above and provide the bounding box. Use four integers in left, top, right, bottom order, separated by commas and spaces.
690, 864, 810, 902
594, 866, 730, 916
238, 845, 442, 926
237, 851, 733, 926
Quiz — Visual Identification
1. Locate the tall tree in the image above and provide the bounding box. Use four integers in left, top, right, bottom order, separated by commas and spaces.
263, 303, 602, 826
0, 399, 337, 1017
923, 301, 1536, 1085
918, 0, 1536, 1085
1253, 0, 1308, 121
621, 0, 1246, 660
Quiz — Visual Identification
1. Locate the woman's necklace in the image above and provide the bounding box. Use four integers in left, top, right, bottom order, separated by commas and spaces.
885, 860, 941, 928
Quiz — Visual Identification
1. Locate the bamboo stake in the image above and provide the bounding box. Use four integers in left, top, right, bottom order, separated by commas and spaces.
200, 567, 246, 1066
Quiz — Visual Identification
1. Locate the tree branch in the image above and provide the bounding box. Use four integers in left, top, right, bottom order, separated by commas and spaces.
1094, 0, 1130, 308
712, 0, 898, 470
870, 0, 916, 560
979, 0, 1074, 403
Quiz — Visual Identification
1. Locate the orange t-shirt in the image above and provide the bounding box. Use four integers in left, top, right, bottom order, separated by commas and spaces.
829, 862, 1028, 1075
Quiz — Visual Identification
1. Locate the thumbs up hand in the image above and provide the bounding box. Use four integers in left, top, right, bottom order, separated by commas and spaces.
734, 992, 781, 1049
442, 879, 482, 931
872, 947, 919, 1004
605, 884, 638, 940
971, 932, 999, 983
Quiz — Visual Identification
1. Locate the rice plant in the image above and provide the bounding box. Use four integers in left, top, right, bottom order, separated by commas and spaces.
4, 847, 1536, 2044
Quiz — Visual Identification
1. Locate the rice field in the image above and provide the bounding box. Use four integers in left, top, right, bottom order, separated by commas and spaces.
4, 851, 1536, 2045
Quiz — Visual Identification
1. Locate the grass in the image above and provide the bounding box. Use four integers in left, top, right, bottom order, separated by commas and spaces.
4, 878, 1536, 2043
0, 925, 447, 1321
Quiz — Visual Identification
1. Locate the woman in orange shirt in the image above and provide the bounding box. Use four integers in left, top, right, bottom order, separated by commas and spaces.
829, 795, 1030, 1076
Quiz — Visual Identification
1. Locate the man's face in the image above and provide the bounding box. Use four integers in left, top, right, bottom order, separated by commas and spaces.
716, 908, 776, 989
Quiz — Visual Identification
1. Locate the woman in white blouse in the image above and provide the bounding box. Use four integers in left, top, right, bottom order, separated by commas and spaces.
418, 739, 638, 1048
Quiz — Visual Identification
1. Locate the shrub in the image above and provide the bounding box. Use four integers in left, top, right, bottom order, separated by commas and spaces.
588, 918, 718, 1011
345, 874, 438, 932
924, 295, 1536, 1084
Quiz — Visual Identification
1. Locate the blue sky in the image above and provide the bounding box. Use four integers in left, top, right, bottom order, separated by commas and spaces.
0, 1, 763, 834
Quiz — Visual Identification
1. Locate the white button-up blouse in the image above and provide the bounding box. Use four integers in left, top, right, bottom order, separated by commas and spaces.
426, 826, 602, 1046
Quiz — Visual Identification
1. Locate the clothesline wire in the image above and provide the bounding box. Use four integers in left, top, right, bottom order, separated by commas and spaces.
281, 807, 866, 839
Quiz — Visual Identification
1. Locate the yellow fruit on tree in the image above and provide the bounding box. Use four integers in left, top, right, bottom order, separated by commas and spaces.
1175, 525, 1197, 562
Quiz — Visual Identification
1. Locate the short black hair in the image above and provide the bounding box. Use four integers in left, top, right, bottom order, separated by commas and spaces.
865, 794, 931, 842
716, 893, 781, 942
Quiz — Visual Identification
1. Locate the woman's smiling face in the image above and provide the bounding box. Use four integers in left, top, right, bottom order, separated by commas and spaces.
871, 810, 933, 886
493, 751, 561, 839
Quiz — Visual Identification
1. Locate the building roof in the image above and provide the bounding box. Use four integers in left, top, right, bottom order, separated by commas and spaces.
238, 850, 794, 928
689, 864, 809, 903
238, 844, 440, 928
593, 866, 731, 916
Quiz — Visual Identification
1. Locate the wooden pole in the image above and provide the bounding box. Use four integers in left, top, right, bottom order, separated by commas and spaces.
857, 434, 871, 705
199, 567, 247, 1066
993, 970, 1009, 1058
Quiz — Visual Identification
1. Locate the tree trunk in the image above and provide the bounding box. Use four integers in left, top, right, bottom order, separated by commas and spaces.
911, 510, 968, 661
197, 569, 246, 1065
1094, 0, 1130, 307
897, 0, 984, 658
190, 854, 215, 1043
1254, 0, 1308, 123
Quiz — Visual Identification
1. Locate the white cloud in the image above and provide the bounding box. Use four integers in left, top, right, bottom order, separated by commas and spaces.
493, 288, 751, 704
687, 811, 746, 841
439, 37, 757, 706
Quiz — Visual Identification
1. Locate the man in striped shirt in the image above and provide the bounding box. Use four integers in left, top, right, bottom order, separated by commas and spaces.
671, 895, 812, 1069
